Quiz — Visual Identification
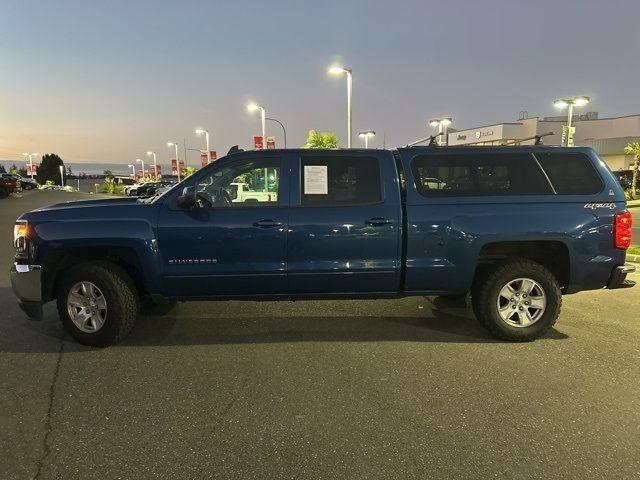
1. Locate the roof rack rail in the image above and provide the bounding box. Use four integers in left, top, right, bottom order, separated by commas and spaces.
501, 131, 555, 146
405, 132, 443, 147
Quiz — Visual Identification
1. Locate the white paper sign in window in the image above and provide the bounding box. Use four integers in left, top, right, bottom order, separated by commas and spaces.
304, 165, 328, 194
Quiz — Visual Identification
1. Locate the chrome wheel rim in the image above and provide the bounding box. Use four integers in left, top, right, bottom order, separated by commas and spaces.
496, 278, 546, 328
66, 281, 107, 333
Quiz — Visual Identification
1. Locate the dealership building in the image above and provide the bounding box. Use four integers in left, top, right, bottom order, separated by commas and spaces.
447, 113, 640, 171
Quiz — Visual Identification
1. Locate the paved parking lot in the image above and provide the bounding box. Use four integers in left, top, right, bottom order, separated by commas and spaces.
0, 190, 639, 479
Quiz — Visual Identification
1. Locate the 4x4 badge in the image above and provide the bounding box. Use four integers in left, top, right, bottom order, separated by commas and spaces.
583, 203, 616, 210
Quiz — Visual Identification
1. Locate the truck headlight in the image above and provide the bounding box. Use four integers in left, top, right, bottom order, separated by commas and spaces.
14, 221, 28, 257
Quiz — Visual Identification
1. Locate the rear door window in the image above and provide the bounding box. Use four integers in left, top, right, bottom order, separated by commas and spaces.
535, 152, 603, 195
411, 153, 553, 197
300, 155, 382, 206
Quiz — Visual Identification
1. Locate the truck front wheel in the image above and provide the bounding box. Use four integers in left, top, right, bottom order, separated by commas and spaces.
471, 260, 561, 341
56, 262, 139, 347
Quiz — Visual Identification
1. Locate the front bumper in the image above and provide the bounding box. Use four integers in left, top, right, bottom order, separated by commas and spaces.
10, 263, 43, 320
606, 264, 636, 289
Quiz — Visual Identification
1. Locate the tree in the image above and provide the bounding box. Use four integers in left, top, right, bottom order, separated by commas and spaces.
103, 169, 114, 179
9, 164, 19, 174
36, 154, 64, 185
66, 166, 73, 177
624, 142, 640, 198
183, 166, 197, 178
0, 164, 6, 173
303, 130, 340, 149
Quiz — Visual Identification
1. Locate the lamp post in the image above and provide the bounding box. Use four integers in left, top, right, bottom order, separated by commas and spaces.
429, 117, 453, 146
135, 158, 144, 180
146, 151, 157, 180
266, 117, 287, 148
328, 65, 353, 147
247, 103, 266, 147
553, 96, 590, 146
195, 128, 210, 163
127, 164, 135, 178
358, 130, 376, 148
22, 152, 38, 178
167, 142, 181, 182
59, 165, 64, 186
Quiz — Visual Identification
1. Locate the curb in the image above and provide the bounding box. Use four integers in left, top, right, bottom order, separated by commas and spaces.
626, 254, 640, 264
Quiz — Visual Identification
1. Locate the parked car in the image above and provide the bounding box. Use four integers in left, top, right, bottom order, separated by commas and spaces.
1, 173, 36, 190
126, 181, 157, 197
10, 146, 635, 346
135, 180, 176, 198
0, 175, 20, 198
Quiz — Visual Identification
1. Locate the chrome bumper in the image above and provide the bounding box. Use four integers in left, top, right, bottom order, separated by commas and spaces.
10, 263, 43, 319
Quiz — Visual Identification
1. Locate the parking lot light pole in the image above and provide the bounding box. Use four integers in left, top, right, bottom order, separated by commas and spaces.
167, 142, 181, 182
195, 128, 210, 163
358, 130, 375, 148
146, 151, 157, 180
22, 152, 38, 178
328, 65, 353, 147
429, 117, 452, 146
553, 96, 590, 146
127, 164, 135, 178
247, 103, 266, 145
135, 158, 144, 180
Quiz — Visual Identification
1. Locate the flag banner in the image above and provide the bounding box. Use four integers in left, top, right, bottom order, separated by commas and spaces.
200, 152, 208, 168
266, 137, 276, 149
254, 135, 264, 150
171, 159, 177, 175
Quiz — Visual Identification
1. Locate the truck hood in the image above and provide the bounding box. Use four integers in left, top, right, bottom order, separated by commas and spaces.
33, 197, 139, 212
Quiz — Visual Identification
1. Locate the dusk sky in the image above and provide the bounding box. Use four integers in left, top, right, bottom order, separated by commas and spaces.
1, 0, 638, 168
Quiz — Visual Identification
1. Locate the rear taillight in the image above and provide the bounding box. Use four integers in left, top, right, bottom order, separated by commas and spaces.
614, 211, 632, 250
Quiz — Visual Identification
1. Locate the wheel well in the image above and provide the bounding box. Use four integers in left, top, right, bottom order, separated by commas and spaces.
42, 246, 146, 302
474, 241, 570, 291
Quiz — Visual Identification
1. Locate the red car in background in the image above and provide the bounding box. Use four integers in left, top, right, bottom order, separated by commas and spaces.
0, 176, 20, 198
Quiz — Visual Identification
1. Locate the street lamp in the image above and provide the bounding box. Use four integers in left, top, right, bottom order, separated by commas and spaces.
195, 128, 210, 163
167, 142, 181, 182
247, 103, 266, 148
429, 117, 452, 146
135, 158, 145, 180
127, 164, 135, 177
358, 130, 376, 148
22, 152, 38, 178
328, 65, 353, 147
553, 95, 590, 146
146, 151, 157, 180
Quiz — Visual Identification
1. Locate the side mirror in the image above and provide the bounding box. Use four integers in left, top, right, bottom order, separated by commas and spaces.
177, 186, 197, 209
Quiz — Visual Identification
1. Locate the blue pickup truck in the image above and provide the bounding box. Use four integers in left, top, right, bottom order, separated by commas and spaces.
10, 146, 635, 346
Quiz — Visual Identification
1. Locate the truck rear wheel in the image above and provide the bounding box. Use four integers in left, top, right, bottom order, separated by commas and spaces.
56, 261, 139, 347
471, 260, 561, 341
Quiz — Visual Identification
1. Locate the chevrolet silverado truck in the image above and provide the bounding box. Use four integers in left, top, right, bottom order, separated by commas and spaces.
10, 146, 635, 346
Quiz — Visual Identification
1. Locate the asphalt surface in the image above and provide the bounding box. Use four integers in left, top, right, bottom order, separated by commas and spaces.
1, 190, 639, 479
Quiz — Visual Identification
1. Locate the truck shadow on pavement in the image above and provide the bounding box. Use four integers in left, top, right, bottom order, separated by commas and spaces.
125, 311, 568, 348
1, 293, 569, 353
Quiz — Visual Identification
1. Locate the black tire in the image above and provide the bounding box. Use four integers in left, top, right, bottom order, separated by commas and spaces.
56, 261, 139, 347
140, 299, 178, 316
0, 188, 8, 199
471, 260, 561, 342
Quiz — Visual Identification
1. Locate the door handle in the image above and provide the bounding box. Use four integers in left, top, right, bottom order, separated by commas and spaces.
253, 219, 283, 228
365, 217, 391, 226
